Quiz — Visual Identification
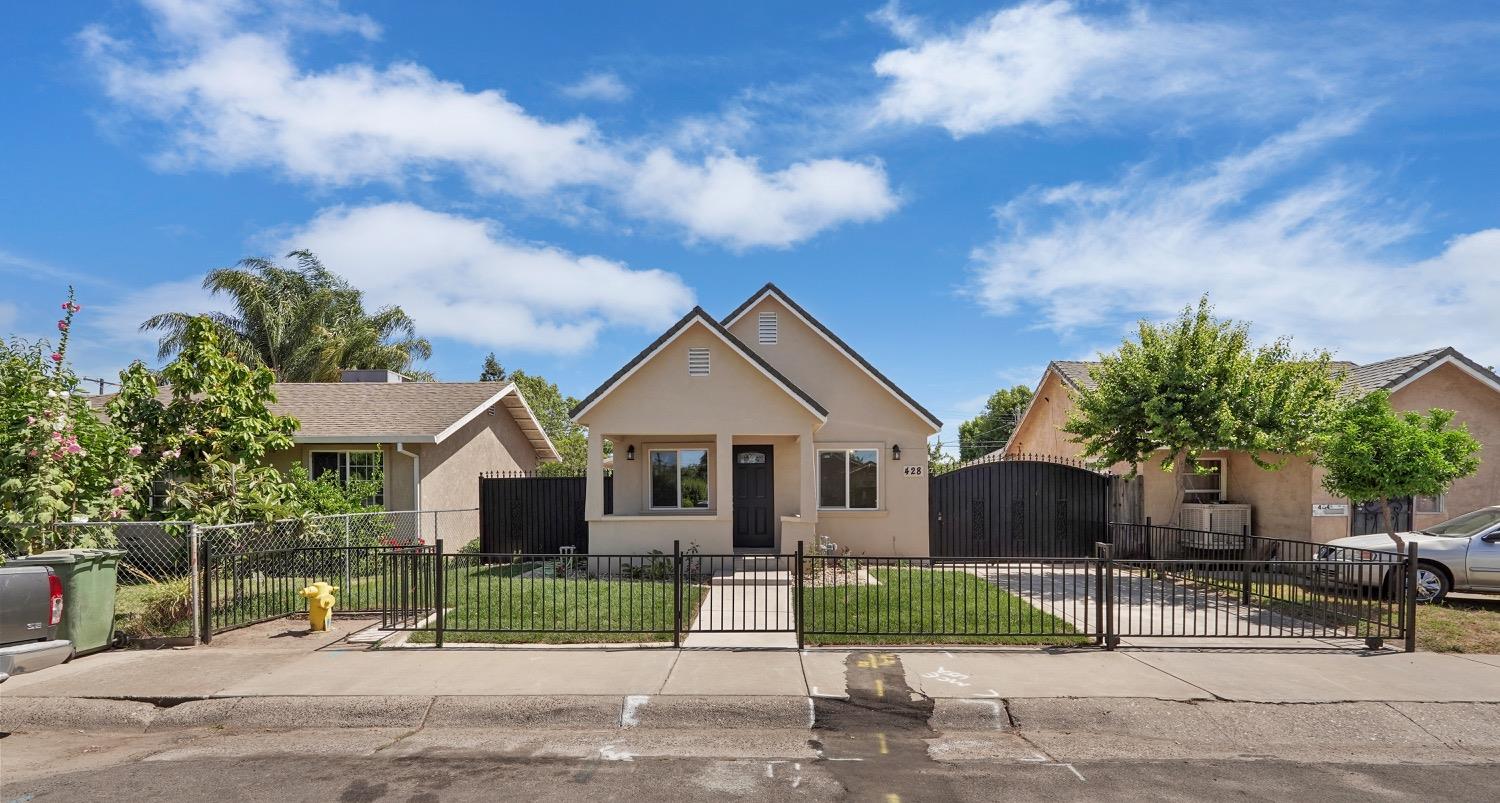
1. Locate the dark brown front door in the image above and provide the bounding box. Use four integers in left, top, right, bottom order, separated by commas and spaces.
733, 445, 774, 549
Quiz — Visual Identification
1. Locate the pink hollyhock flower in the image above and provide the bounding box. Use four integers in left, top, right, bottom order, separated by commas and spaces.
50, 352, 63, 363
109, 508, 124, 520
110, 486, 124, 498
27, 449, 37, 457
25, 415, 35, 425
127, 444, 143, 457
58, 320, 69, 331
61, 301, 70, 310
66, 443, 81, 454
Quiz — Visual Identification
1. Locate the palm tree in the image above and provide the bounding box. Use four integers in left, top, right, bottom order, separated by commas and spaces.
142, 251, 432, 381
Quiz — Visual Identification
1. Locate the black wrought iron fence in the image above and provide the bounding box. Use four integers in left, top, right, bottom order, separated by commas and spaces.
197, 529, 1420, 650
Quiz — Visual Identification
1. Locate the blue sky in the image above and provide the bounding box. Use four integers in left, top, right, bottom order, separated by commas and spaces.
3, 1, 1499, 454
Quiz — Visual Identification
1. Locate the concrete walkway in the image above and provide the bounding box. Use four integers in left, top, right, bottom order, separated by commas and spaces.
681, 555, 797, 649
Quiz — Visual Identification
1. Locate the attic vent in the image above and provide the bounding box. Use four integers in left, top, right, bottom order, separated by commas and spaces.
688, 347, 710, 376
758, 311, 778, 344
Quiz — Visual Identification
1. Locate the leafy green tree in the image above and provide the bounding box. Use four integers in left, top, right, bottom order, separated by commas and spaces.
479, 353, 507, 382
1314, 391, 1481, 548
510, 370, 587, 475
1, 289, 148, 552
1064, 296, 1340, 525
927, 438, 959, 475
142, 250, 431, 381
110, 317, 304, 524
283, 464, 385, 516
958, 385, 1034, 461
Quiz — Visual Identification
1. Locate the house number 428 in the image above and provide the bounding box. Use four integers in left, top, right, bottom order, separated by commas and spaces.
902, 466, 924, 476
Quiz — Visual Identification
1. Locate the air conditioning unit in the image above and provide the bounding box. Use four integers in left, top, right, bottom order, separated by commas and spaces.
1179, 503, 1252, 551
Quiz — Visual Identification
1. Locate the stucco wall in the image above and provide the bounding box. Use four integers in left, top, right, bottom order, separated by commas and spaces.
726, 296, 934, 556
1006, 370, 1085, 459
1390, 361, 1500, 527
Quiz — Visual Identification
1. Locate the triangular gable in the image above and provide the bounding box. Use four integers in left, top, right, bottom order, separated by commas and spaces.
570, 307, 828, 424
722, 283, 943, 433
996, 362, 1071, 457
1381, 347, 1500, 396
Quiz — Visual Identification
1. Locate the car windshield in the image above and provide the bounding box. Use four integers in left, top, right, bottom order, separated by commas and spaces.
1421, 508, 1500, 537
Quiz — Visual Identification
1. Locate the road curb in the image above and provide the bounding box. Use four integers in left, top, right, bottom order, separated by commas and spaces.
1, 694, 822, 733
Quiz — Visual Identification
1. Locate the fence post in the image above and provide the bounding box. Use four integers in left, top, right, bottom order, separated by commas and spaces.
1240, 524, 1252, 605
434, 538, 446, 649
795, 540, 805, 650
1144, 516, 1153, 561
672, 540, 682, 649
197, 531, 213, 645
342, 516, 352, 599
188, 523, 202, 645
1098, 540, 1110, 648
1404, 541, 1420, 653
1100, 542, 1117, 650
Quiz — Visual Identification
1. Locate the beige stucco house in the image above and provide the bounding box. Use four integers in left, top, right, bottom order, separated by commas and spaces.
571, 284, 942, 556
1000, 347, 1499, 542
262, 371, 558, 528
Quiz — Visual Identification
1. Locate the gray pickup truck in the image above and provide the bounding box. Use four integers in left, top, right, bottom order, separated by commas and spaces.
0, 563, 73, 681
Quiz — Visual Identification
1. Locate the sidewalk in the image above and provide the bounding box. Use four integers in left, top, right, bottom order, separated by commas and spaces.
4, 619, 1500, 710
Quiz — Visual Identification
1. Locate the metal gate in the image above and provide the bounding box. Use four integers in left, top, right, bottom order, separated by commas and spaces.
929, 456, 1113, 557
478, 471, 611, 554
1353, 497, 1412, 536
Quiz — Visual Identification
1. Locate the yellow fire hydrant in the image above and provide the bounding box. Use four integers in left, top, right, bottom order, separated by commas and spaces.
299, 581, 339, 632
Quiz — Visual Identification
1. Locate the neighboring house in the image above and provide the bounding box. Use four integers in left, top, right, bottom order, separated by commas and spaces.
570, 284, 942, 556
999, 347, 1500, 542
94, 369, 558, 529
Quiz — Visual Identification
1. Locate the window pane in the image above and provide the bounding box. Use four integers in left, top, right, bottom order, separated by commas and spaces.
1414, 495, 1443, 514
679, 450, 709, 508
650, 451, 678, 508
819, 451, 846, 508
311, 452, 341, 481
849, 450, 879, 509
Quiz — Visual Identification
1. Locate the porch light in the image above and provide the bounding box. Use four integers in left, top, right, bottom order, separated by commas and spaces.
892, 444, 902, 461
626, 445, 636, 461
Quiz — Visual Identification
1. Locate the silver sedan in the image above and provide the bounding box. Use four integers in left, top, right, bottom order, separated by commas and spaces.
1320, 506, 1500, 603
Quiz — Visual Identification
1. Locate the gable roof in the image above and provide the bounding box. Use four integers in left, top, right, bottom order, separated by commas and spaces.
996, 346, 1499, 457
93, 382, 559, 460
1343, 347, 1500, 396
722, 283, 943, 432
568, 306, 829, 423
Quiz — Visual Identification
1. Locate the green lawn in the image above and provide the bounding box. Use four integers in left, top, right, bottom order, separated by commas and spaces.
410, 562, 695, 644
801, 568, 1089, 646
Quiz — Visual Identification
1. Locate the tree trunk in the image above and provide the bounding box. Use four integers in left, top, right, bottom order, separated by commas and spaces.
1382, 496, 1405, 550
1168, 452, 1189, 527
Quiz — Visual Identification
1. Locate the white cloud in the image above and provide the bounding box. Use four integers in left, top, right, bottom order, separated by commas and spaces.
83, 1, 897, 248
276, 202, 695, 353
625, 150, 898, 250
561, 72, 631, 103
91, 276, 228, 354
970, 115, 1500, 366
871, 1, 1301, 136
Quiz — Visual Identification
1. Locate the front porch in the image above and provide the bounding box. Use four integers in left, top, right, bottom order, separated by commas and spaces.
585, 430, 818, 554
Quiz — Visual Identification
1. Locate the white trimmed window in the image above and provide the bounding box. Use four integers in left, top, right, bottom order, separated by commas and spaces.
1415, 494, 1445, 514
649, 448, 710, 509
1181, 457, 1224, 503
311, 450, 384, 505
818, 448, 880, 510
688, 347, 710, 376
758, 311, 778, 344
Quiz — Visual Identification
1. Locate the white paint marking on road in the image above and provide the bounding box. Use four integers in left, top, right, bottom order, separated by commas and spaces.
792, 763, 803, 788
943, 651, 954, 658
598, 744, 634, 762
958, 699, 1004, 730
921, 667, 972, 687
622, 695, 649, 728
807, 697, 816, 728
1050, 763, 1086, 782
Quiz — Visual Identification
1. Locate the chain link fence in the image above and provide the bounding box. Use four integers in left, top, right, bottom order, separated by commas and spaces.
1, 509, 479, 644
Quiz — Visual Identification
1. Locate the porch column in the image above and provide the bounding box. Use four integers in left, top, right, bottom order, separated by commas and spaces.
716, 432, 734, 521
585, 429, 605, 521
799, 429, 816, 520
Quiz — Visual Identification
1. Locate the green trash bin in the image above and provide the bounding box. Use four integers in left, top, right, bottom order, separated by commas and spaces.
11, 548, 125, 655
